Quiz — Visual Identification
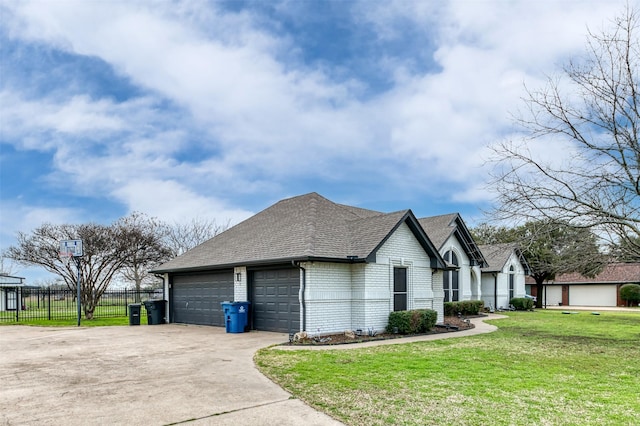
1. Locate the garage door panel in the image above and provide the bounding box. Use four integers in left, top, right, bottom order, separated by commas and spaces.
251, 268, 300, 333
172, 272, 234, 326
570, 285, 617, 306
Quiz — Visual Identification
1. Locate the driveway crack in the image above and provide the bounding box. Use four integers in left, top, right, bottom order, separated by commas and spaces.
164, 398, 294, 425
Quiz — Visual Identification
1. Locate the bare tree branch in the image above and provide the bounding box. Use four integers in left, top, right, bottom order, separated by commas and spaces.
163, 217, 230, 257
490, 5, 640, 260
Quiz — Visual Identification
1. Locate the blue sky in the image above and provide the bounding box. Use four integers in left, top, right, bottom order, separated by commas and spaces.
0, 0, 628, 283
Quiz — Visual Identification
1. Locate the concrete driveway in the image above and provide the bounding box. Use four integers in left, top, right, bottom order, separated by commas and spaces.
0, 325, 343, 426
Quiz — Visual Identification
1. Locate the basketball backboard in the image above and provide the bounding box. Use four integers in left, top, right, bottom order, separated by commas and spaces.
60, 240, 83, 257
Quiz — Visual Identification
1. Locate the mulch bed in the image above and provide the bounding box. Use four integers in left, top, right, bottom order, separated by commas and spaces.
284, 315, 478, 346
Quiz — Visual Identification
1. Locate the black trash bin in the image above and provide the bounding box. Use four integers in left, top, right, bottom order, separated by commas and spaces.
143, 300, 166, 325
128, 303, 141, 326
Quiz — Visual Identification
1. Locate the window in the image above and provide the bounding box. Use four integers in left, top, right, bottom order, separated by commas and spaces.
393, 267, 407, 311
443, 251, 459, 302
509, 265, 515, 301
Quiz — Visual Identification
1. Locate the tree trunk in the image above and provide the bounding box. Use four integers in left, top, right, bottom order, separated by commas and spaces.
134, 269, 142, 302
84, 305, 95, 320
535, 279, 545, 309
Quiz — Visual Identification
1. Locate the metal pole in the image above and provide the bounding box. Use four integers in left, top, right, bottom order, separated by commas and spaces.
75, 257, 81, 326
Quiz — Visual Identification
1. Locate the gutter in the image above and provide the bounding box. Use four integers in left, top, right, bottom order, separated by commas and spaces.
150, 255, 365, 275
292, 260, 306, 332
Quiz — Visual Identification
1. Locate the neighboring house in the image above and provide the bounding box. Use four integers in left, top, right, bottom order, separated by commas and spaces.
479, 244, 530, 310
152, 193, 448, 335
0, 274, 25, 311
418, 214, 487, 303
526, 263, 640, 307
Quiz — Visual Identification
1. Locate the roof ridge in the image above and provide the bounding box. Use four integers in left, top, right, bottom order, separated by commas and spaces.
418, 212, 459, 221
304, 194, 319, 255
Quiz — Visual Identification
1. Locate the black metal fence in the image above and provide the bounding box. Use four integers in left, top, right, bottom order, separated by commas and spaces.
0, 288, 164, 322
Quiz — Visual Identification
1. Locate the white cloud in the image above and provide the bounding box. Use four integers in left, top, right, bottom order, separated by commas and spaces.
0, 92, 126, 149
111, 179, 253, 225
2, 0, 632, 217
0, 202, 82, 245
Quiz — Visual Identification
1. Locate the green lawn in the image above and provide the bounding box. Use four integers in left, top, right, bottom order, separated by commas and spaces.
255, 310, 640, 425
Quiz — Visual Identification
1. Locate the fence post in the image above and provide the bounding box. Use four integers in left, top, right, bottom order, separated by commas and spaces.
16, 288, 20, 322
48, 288, 51, 320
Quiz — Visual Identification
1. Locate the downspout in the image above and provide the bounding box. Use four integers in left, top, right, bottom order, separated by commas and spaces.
493, 272, 498, 310
292, 260, 306, 332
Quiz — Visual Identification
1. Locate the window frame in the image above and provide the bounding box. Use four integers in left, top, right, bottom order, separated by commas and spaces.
393, 267, 407, 311
443, 250, 459, 302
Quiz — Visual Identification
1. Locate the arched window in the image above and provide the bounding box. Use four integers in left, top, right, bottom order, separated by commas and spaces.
509, 265, 515, 301
443, 250, 459, 302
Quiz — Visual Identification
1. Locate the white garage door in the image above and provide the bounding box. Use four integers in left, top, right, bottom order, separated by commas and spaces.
569, 285, 617, 307
543, 286, 563, 306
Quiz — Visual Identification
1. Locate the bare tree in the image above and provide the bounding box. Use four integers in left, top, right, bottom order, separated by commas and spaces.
491, 6, 640, 260
116, 212, 173, 299
0, 251, 19, 276
163, 217, 230, 257
473, 220, 607, 308
5, 223, 134, 319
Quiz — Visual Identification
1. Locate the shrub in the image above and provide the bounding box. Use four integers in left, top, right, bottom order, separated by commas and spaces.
387, 311, 411, 334
620, 283, 640, 306
510, 297, 534, 311
444, 300, 484, 316
387, 309, 438, 334
420, 309, 438, 330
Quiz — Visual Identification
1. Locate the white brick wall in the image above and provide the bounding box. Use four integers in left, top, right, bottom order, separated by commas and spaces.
304, 262, 353, 334
234, 266, 248, 301
302, 222, 441, 334
432, 270, 444, 321
365, 222, 437, 331
351, 263, 366, 330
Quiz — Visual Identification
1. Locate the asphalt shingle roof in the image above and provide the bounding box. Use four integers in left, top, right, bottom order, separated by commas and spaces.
418, 213, 487, 267
478, 243, 519, 272
153, 192, 443, 273
417, 214, 458, 249
539, 263, 640, 284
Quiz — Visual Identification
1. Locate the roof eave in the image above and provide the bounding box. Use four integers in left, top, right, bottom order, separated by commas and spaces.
150, 255, 368, 274
451, 215, 489, 268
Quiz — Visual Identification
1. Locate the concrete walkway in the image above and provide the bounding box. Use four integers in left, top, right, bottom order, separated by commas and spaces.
276, 314, 507, 351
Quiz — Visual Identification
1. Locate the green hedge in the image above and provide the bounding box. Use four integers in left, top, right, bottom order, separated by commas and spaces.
443, 300, 484, 316
510, 297, 534, 311
620, 283, 640, 305
387, 309, 438, 334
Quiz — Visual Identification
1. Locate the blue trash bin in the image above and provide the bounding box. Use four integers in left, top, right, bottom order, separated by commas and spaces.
235, 301, 250, 331
221, 301, 251, 333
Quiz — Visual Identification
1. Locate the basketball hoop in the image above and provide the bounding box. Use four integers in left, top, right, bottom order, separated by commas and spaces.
60, 239, 83, 327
